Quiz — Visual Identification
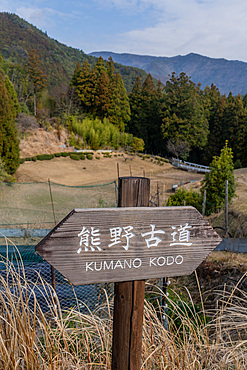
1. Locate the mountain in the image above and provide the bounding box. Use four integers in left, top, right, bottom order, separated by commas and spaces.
90, 51, 247, 96
0, 13, 148, 93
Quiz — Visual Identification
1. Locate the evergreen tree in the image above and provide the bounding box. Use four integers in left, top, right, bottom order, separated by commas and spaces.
128, 76, 143, 137
203, 94, 227, 163
94, 70, 111, 119
201, 141, 235, 214
108, 72, 130, 131
0, 73, 20, 174
4, 75, 20, 115
26, 49, 48, 116
162, 72, 209, 155
76, 59, 95, 113
128, 74, 163, 154
222, 94, 247, 165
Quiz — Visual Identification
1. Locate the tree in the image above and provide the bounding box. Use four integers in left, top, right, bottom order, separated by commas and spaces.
162, 72, 209, 155
4, 75, 20, 115
0, 73, 20, 174
26, 49, 48, 116
166, 139, 190, 160
128, 74, 164, 154
201, 141, 235, 214
108, 72, 130, 131
166, 188, 202, 213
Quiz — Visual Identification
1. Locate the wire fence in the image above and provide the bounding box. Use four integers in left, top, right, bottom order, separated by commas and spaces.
0, 180, 117, 228
0, 181, 119, 312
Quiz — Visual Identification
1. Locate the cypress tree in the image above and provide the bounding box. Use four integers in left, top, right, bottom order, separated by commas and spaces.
0, 73, 20, 174
26, 49, 48, 116
76, 59, 95, 113
108, 72, 130, 131
162, 72, 209, 155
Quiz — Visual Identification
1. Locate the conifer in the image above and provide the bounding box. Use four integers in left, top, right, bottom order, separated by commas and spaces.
0, 73, 20, 174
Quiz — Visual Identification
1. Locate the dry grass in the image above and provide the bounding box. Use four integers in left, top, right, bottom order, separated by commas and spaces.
0, 241, 246, 369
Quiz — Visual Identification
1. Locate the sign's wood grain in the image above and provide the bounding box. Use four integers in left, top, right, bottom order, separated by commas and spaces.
35, 206, 221, 285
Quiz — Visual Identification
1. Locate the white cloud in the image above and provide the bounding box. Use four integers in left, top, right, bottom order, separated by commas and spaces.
115, 0, 247, 60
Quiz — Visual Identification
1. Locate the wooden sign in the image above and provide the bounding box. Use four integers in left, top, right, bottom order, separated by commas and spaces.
35, 206, 221, 285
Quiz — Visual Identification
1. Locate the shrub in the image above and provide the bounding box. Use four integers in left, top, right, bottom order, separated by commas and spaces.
32, 156, 37, 161
80, 154, 85, 160
61, 152, 71, 157
87, 154, 93, 160
36, 154, 54, 161
70, 153, 80, 160
167, 188, 203, 213
201, 141, 235, 214
54, 152, 62, 157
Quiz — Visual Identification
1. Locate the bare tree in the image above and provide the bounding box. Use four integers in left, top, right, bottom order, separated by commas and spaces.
167, 139, 190, 160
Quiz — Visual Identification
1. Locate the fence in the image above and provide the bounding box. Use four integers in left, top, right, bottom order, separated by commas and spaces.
0, 181, 118, 312
0, 180, 117, 228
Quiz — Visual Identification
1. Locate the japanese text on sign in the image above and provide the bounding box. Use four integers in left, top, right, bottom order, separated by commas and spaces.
77, 223, 192, 253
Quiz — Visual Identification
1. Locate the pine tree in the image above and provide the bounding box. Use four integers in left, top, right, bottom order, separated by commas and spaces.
0, 73, 20, 174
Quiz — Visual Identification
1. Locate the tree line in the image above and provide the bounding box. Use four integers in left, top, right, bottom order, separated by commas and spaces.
70, 59, 247, 168
1, 49, 247, 178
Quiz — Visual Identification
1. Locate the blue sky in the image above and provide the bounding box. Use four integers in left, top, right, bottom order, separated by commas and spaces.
1, 0, 247, 62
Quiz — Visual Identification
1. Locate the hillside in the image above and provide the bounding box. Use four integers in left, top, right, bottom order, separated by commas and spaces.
90, 51, 247, 96
0, 12, 148, 93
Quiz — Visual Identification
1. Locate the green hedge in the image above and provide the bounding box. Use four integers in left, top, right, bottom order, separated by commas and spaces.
36, 154, 55, 161
70, 153, 81, 160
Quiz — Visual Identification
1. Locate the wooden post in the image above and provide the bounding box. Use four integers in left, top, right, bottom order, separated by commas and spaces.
225, 180, 228, 237
48, 179, 56, 293
157, 182, 160, 207
112, 177, 150, 370
202, 189, 206, 217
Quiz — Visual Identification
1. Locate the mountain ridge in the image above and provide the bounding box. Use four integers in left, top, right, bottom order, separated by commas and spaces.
0, 12, 148, 93
90, 51, 247, 95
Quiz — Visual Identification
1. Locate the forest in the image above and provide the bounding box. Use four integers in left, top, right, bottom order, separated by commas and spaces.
1, 40, 247, 180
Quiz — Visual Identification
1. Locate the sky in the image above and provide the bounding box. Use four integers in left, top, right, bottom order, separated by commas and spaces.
1, 0, 247, 62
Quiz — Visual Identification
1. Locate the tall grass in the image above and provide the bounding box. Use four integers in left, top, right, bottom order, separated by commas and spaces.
0, 242, 246, 369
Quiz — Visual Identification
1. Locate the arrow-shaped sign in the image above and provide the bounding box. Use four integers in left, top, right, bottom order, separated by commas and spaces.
35, 206, 221, 285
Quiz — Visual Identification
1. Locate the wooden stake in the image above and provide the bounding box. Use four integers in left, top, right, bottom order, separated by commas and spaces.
112, 176, 150, 370
202, 189, 206, 216
225, 180, 228, 237
48, 179, 56, 293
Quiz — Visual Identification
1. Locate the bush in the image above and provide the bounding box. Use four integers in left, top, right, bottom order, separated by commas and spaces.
167, 188, 203, 213
80, 154, 85, 160
36, 154, 54, 161
61, 152, 71, 157
54, 152, 62, 157
70, 153, 80, 160
86, 154, 93, 160
32, 156, 37, 161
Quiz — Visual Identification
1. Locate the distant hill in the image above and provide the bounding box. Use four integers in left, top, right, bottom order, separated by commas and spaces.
90, 51, 247, 96
0, 13, 148, 93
